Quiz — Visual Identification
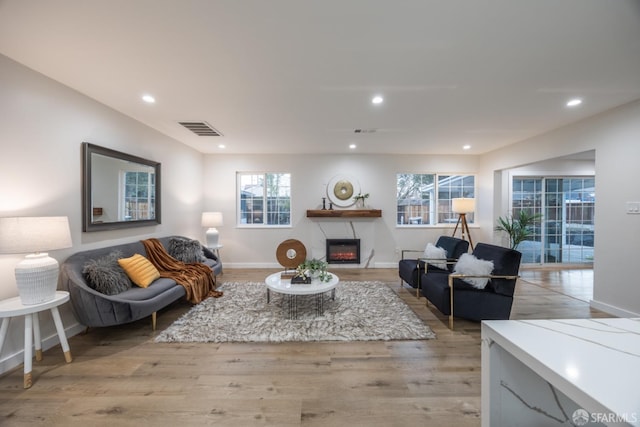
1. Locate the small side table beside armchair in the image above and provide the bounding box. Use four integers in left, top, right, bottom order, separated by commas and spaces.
0, 290, 73, 388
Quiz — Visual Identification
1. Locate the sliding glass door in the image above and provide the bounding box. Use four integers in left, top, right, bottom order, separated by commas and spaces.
512, 177, 594, 264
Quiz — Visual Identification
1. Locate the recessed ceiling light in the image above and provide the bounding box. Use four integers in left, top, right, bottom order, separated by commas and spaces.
463, 144, 471, 150
218, 144, 225, 149
142, 94, 156, 104
566, 98, 582, 107
349, 143, 357, 150
371, 95, 383, 105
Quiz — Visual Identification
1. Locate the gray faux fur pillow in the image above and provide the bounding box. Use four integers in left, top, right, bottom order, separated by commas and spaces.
83, 250, 133, 295
168, 237, 207, 263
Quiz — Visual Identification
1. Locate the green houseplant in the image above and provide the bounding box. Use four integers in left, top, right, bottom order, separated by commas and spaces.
495, 210, 542, 249
295, 258, 331, 282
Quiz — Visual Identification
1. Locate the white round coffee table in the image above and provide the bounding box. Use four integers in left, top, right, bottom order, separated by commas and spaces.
265, 271, 339, 319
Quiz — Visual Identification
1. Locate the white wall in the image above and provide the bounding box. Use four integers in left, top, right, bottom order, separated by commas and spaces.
479, 100, 640, 317
0, 54, 205, 372
203, 153, 479, 268
507, 157, 595, 176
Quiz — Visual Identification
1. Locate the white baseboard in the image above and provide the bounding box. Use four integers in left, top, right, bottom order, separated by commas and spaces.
0, 321, 85, 375
590, 299, 640, 318
373, 262, 400, 268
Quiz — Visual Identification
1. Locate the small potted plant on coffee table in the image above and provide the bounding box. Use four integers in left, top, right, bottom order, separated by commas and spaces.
292, 258, 331, 283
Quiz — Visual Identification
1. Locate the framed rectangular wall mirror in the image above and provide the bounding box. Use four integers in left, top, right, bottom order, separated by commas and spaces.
82, 142, 161, 232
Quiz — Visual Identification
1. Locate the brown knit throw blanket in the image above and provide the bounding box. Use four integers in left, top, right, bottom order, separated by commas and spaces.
142, 238, 221, 304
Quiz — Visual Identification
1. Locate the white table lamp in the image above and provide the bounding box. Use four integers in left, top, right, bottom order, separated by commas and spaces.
201, 212, 223, 248
451, 198, 475, 249
0, 216, 72, 305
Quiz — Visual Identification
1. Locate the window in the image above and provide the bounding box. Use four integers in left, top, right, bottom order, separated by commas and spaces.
122, 171, 155, 221
397, 173, 434, 225
396, 173, 475, 226
511, 176, 594, 264
437, 175, 476, 224
238, 172, 291, 226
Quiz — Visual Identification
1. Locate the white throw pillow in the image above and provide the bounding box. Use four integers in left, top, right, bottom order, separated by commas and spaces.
453, 253, 494, 289
423, 243, 447, 270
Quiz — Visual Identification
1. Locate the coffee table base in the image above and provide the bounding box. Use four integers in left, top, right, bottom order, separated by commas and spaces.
268, 289, 336, 319
265, 272, 339, 320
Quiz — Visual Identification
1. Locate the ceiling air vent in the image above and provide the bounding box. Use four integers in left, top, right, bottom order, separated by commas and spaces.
179, 121, 223, 136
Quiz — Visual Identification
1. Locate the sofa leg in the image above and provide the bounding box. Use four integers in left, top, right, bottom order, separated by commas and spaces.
152, 312, 157, 331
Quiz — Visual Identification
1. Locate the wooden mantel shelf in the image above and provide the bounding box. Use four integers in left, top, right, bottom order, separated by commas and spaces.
306, 209, 382, 218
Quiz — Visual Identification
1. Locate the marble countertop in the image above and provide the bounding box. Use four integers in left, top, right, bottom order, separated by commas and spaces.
482, 318, 640, 425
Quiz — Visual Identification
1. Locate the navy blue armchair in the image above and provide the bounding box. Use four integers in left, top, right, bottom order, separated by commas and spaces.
398, 236, 469, 297
421, 243, 521, 329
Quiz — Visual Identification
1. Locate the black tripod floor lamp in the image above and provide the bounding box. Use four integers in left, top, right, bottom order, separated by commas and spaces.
452, 198, 475, 250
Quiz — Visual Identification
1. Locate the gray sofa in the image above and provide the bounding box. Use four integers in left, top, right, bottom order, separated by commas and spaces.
60, 236, 222, 329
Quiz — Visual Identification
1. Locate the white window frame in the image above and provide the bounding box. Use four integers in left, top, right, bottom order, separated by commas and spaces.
119, 170, 155, 221
508, 171, 594, 264
396, 173, 476, 227
236, 171, 292, 228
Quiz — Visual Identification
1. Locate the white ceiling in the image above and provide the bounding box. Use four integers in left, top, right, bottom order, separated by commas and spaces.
1, 0, 639, 155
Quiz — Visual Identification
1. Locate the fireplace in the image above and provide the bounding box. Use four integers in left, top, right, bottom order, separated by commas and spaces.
326, 239, 360, 264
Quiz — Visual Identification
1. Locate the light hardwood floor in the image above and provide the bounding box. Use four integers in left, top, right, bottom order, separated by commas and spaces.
0, 267, 606, 426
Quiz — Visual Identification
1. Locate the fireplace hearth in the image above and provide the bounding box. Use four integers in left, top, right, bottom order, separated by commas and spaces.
326, 239, 360, 264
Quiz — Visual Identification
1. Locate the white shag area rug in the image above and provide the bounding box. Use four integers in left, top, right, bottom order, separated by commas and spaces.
155, 281, 435, 343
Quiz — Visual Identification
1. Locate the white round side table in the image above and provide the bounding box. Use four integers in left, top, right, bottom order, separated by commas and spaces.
208, 243, 223, 259
0, 291, 73, 388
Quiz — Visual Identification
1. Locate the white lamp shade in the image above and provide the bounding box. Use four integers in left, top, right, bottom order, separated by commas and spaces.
0, 216, 72, 254
0, 216, 72, 305
452, 198, 475, 214
201, 212, 223, 228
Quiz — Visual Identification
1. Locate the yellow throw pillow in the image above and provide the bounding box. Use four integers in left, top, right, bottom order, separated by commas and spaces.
118, 254, 160, 288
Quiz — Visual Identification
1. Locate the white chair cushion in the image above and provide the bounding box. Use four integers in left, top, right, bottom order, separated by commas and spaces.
453, 253, 494, 289
423, 243, 447, 270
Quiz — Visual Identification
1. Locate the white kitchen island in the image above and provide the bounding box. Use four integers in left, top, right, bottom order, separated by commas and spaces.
482, 318, 640, 427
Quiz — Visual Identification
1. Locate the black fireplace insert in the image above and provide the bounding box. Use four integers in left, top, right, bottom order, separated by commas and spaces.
326, 239, 360, 264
